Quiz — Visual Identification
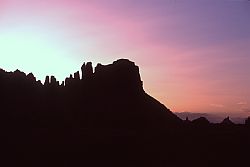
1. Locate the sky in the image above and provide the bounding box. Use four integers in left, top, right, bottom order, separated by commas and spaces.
0, 0, 250, 118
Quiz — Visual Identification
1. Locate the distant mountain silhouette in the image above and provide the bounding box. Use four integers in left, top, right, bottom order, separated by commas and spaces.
176, 112, 246, 123
220, 117, 234, 126
0, 59, 250, 167
192, 117, 210, 125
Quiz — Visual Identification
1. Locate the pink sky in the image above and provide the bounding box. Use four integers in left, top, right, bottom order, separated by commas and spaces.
0, 0, 250, 117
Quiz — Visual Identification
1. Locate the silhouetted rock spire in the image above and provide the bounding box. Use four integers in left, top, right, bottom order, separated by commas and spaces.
221, 117, 234, 125
51, 76, 57, 85
81, 62, 93, 79
85, 62, 93, 78
81, 63, 86, 79
45, 76, 50, 85
74, 71, 80, 80
65, 74, 74, 86
65, 77, 70, 86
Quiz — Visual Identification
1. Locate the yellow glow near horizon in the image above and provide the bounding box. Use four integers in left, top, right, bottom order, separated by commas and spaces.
0, 31, 79, 82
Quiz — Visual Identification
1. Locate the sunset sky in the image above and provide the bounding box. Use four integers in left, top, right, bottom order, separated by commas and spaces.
0, 0, 250, 117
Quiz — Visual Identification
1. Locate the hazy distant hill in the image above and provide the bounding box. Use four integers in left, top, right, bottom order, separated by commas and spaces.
175, 112, 245, 124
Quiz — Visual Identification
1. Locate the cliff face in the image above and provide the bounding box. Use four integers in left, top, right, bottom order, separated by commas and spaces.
93, 59, 143, 94
64, 59, 143, 94
0, 59, 181, 131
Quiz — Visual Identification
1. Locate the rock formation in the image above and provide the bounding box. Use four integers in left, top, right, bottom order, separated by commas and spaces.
221, 117, 234, 125
0, 59, 249, 167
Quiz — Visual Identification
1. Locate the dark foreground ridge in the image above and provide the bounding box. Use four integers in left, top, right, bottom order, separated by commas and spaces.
0, 59, 250, 167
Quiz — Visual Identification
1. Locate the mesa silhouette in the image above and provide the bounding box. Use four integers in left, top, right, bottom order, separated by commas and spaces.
0, 59, 249, 167
0, 59, 180, 129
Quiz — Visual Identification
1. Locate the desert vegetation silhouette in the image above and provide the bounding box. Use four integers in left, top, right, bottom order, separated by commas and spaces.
0, 59, 250, 167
